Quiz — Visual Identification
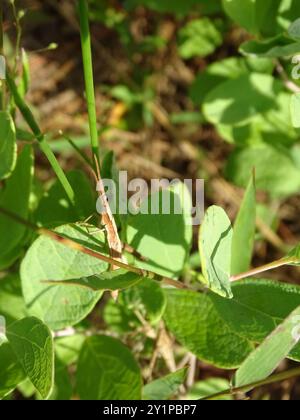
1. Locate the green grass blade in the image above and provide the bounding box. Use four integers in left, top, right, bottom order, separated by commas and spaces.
77, 0, 99, 162
6, 72, 75, 204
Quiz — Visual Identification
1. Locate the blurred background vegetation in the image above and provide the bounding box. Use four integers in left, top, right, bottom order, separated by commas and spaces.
3, 0, 300, 400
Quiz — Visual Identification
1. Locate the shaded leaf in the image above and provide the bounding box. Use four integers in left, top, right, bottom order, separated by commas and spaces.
164, 290, 253, 369
127, 181, 192, 278
46, 358, 72, 401
0, 145, 33, 269
222, 0, 272, 34
103, 299, 139, 333
143, 368, 187, 400
203, 74, 281, 126
121, 278, 166, 324
0, 343, 25, 399
77, 335, 142, 400
35, 170, 96, 228
190, 56, 273, 106
231, 173, 256, 275
21, 224, 109, 330
0, 274, 27, 325
199, 206, 233, 298
226, 144, 300, 198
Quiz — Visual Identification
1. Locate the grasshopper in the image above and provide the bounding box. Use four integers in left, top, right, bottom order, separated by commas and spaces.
0, 206, 185, 290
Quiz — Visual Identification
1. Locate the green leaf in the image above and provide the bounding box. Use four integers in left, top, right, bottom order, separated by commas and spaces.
211, 279, 300, 360
47, 358, 73, 401
226, 144, 300, 198
231, 173, 256, 275
0, 145, 34, 269
240, 35, 300, 58
178, 18, 222, 59
234, 305, 300, 388
7, 317, 54, 399
223, 0, 257, 33
143, 368, 188, 400
0, 111, 17, 180
290, 93, 300, 128
120, 278, 167, 324
45, 269, 143, 291
222, 0, 280, 34
55, 334, 85, 366
35, 170, 96, 228
0, 343, 25, 399
187, 378, 232, 400
0, 274, 27, 325
216, 91, 298, 147
190, 57, 274, 107
164, 290, 253, 369
126, 181, 192, 278
199, 206, 233, 298
203, 74, 281, 126
288, 18, 300, 40
77, 335, 142, 400
222, 0, 273, 34
21, 224, 109, 330
103, 299, 140, 333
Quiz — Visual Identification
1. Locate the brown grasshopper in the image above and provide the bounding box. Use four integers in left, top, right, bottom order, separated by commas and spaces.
0, 206, 185, 290
82, 155, 161, 297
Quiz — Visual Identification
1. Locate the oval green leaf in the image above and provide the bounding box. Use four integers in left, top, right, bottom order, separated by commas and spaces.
164, 289, 253, 369
7, 316, 54, 399
126, 181, 192, 278
77, 335, 142, 400
211, 279, 300, 361
21, 224, 109, 330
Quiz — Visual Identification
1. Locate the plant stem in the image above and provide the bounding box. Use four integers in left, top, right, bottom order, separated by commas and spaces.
201, 366, 300, 400
6, 71, 75, 204
0, 205, 186, 290
0, 1, 6, 110
10, 0, 22, 75
77, 0, 99, 163
230, 258, 290, 283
